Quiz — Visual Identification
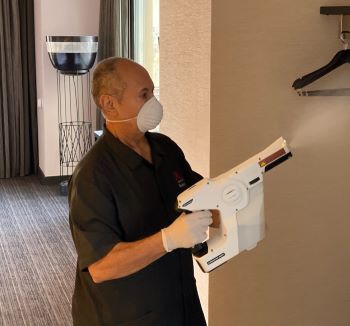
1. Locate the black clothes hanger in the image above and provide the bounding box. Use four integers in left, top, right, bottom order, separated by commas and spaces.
292, 49, 350, 90
293, 8, 350, 95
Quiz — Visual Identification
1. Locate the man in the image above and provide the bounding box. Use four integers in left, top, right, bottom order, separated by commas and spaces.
68, 57, 212, 325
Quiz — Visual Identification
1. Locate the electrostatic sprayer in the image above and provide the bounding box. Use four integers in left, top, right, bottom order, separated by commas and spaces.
177, 137, 292, 272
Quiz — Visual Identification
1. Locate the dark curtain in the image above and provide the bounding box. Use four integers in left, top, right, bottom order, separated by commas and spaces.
0, 0, 38, 178
96, 0, 133, 130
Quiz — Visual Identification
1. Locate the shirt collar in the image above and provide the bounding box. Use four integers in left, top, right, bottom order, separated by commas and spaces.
101, 125, 165, 170
145, 132, 166, 169
102, 125, 143, 170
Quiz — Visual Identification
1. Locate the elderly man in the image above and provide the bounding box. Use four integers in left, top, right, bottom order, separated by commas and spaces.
68, 57, 212, 325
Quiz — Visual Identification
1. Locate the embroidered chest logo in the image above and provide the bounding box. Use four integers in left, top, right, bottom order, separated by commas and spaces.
173, 170, 187, 189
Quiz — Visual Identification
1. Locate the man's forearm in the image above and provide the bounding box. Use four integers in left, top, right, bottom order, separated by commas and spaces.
88, 231, 166, 283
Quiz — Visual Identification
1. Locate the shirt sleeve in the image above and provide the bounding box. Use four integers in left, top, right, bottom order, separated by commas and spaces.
68, 173, 123, 272
181, 155, 203, 186
172, 141, 203, 186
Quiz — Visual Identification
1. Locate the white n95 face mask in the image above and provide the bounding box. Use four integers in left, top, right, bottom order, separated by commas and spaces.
105, 96, 163, 133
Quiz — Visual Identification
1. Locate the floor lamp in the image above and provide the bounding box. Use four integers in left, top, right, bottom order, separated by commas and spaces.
46, 36, 98, 195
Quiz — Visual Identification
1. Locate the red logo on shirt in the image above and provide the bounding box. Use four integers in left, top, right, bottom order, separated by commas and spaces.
173, 171, 186, 189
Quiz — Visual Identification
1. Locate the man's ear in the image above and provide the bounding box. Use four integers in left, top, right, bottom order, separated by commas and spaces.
99, 95, 118, 115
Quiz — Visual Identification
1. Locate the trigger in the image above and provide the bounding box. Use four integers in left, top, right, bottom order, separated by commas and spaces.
192, 242, 208, 258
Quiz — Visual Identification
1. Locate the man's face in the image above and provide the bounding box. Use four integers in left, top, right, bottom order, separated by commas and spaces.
114, 63, 155, 120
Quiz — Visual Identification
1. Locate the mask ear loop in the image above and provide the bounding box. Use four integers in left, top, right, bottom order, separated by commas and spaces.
105, 96, 159, 124
102, 97, 138, 123
105, 116, 137, 123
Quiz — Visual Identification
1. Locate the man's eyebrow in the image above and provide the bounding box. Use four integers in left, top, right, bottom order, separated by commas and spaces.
139, 88, 148, 93
139, 86, 155, 93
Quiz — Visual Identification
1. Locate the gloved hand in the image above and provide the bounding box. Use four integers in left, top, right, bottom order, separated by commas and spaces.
161, 210, 213, 252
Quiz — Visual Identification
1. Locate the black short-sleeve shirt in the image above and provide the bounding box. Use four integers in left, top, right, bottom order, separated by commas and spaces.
68, 127, 206, 326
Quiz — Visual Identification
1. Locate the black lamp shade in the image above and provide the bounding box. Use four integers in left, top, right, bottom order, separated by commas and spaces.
46, 36, 98, 75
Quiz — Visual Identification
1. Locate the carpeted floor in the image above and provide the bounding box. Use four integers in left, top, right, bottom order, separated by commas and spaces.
0, 176, 75, 326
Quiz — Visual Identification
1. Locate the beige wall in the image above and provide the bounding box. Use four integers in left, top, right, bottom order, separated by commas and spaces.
210, 0, 350, 325
160, 0, 211, 177
161, 0, 350, 325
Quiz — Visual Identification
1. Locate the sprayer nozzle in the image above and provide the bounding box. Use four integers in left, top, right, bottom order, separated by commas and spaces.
258, 137, 292, 172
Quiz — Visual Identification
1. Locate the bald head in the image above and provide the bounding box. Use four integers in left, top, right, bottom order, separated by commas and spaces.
92, 57, 146, 107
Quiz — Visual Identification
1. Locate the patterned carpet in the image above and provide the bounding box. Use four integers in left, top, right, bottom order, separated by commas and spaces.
0, 176, 75, 326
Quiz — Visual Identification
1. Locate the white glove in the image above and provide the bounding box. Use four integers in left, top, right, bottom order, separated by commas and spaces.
161, 210, 213, 252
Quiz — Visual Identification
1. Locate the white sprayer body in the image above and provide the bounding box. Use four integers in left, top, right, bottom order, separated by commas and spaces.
177, 137, 292, 272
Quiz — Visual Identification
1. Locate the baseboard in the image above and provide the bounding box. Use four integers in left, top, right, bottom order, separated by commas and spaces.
38, 167, 71, 185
